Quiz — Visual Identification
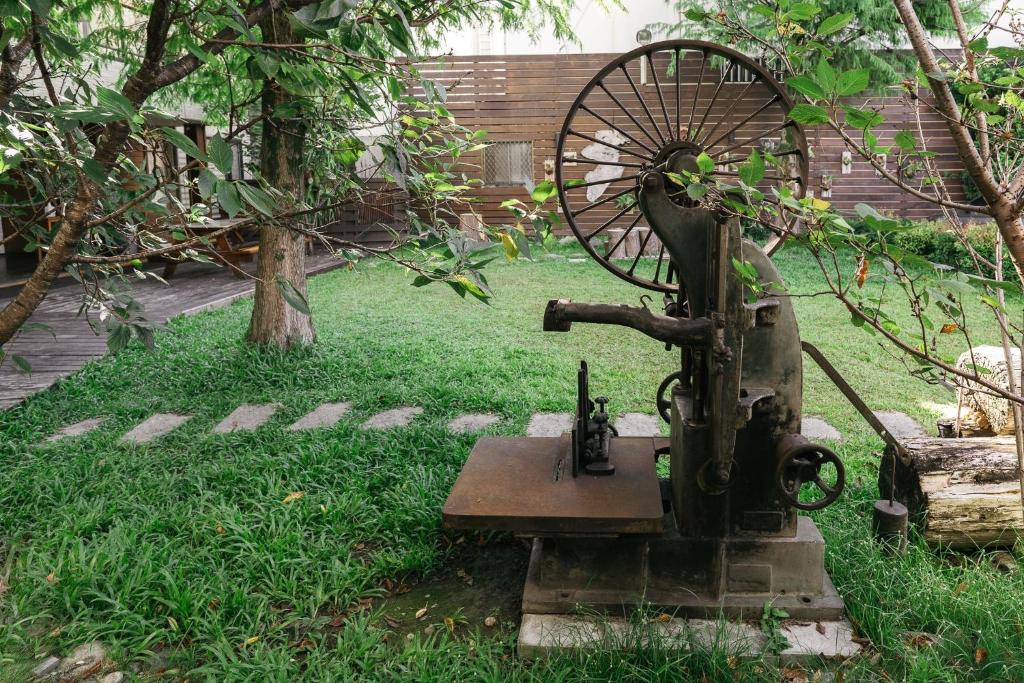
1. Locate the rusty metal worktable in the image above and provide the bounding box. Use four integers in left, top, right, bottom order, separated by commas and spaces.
443, 435, 665, 535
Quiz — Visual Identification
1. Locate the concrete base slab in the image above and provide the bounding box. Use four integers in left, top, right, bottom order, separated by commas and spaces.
46, 417, 105, 442
213, 403, 280, 433
801, 417, 842, 441
526, 412, 572, 437
121, 414, 191, 444
448, 413, 501, 433
361, 406, 423, 429
615, 413, 661, 437
288, 402, 351, 431
517, 613, 861, 664
874, 410, 928, 438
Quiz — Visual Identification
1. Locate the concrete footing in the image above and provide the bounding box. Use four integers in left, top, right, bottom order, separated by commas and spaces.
517, 613, 861, 663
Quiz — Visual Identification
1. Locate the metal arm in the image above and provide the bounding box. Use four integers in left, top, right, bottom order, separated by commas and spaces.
544, 298, 712, 347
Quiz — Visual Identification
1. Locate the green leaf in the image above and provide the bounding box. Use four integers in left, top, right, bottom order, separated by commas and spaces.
786, 75, 825, 100
968, 36, 988, 52
684, 8, 709, 21
95, 86, 136, 121
815, 59, 837, 92
197, 169, 217, 199
237, 183, 274, 216
216, 181, 242, 217
696, 151, 714, 174
788, 103, 829, 125
159, 127, 207, 162
836, 69, 870, 96
276, 276, 311, 315
11, 354, 31, 373
739, 149, 765, 186
207, 135, 234, 175
817, 12, 853, 36
894, 130, 916, 152
841, 105, 883, 130
686, 183, 707, 201
531, 180, 558, 204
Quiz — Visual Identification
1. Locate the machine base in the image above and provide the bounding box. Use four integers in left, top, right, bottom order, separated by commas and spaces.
522, 516, 845, 620
517, 613, 861, 662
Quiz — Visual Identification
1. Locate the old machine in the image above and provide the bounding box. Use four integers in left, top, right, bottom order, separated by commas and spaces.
444, 40, 849, 625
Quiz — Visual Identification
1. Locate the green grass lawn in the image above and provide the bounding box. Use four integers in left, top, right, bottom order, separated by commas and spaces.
1, 246, 1023, 681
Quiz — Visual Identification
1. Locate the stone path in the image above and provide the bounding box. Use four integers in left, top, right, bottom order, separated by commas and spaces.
46, 416, 105, 442
801, 416, 842, 441
448, 413, 500, 433
213, 403, 280, 433
874, 410, 929, 438
288, 402, 351, 431
121, 413, 191, 444
615, 412, 662, 437
527, 412, 572, 437
360, 406, 423, 430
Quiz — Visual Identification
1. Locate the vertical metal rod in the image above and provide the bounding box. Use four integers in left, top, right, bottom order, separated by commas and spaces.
646, 52, 675, 141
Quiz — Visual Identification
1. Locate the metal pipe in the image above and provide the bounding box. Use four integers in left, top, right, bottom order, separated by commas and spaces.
544, 299, 711, 347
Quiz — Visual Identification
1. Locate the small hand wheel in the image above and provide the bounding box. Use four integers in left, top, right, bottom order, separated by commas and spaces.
656, 371, 684, 423
775, 442, 845, 511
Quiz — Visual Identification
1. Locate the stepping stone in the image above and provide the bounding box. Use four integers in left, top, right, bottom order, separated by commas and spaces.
121, 413, 191, 444
448, 413, 500, 433
288, 402, 351, 431
614, 413, 661, 437
527, 412, 572, 437
213, 403, 280, 433
46, 417, 105, 442
360, 406, 423, 429
874, 410, 928, 439
801, 416, 842, 441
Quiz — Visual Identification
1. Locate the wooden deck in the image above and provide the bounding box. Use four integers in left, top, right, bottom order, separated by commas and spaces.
0, 253, 344, 410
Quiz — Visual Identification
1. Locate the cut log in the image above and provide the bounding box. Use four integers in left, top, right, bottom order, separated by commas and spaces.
880, 436, 1023, 549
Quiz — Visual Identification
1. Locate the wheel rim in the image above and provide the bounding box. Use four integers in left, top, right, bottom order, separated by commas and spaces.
556, 39, 810, 293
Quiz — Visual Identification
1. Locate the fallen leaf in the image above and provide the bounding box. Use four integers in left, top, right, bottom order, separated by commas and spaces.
320, 504, 327, 513
415, 606, 428, 620
975, 647, 988, 664
384, 616, 401, 629
484, 616, 498, 628
215, 524, 225, 534
652, 613, 672, 623
329, 614, 348, 627
243, 636, 260, 646
727, 655, 738, 669
45, 572, 56, 583
208, 598, 220, 610
815, 622, 826, 635
940, 322, 958, 334
294, 638, 314, 649
282, 491, 305, 505
0, 576, 7, 596
855, 256, 869, 288
901, 631, 939, 648
955, 581, 969, 595
444, 617, 455, 634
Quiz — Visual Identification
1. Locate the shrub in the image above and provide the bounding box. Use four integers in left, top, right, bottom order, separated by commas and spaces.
888, 220, 1015, 280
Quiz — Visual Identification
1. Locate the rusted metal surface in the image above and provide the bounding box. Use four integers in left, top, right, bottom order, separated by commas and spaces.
443, 436, 665, 535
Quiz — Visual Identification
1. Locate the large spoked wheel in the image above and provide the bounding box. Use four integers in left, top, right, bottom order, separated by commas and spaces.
555, 39, 810, 293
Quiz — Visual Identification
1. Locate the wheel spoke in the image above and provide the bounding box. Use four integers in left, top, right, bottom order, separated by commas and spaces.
579, 105, 659, 155
646, 52, 674, 142
692, 59, 731, 142
712, 170, 803, 184
813, 474, 836, 495
606, 212, 644, 258
567, 129, 655, 162
585, 200, 639, 240
627, 227, 655, 275
687, 49, 706, 140
564, 156, 645, 169
705, 94, 783, 150
716, 148, 803, 166
699, 77, 760, 148
674, 48, 681, 142
619, 64, 668, 146
653, 243, 665, 283
564, 174, 641, 191
572, 185, 638, 218
711, 121, 793, 158
598, 82, 663, 149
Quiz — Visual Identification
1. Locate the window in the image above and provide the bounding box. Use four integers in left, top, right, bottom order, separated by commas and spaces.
483, 141, 533, 186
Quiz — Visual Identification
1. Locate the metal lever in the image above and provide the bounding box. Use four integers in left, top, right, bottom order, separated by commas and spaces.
544, 299, 712, 347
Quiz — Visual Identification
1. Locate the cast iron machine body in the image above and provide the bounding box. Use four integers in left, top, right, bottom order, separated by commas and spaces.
443, 40, 846, 619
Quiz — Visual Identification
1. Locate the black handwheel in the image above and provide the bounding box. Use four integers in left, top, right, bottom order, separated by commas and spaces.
775, 443, 846, 511
656, 371, 684, 423
556, 39, 810, 293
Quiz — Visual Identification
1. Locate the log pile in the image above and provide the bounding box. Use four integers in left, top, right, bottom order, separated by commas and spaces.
881, 436, 1023, 549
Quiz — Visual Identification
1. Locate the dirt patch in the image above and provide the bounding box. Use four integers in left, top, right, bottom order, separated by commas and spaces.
380, 537, 531, 639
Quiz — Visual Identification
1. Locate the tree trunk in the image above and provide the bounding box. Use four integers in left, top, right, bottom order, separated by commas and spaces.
246, 10, 315, 349
881, 436, 1023, 549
